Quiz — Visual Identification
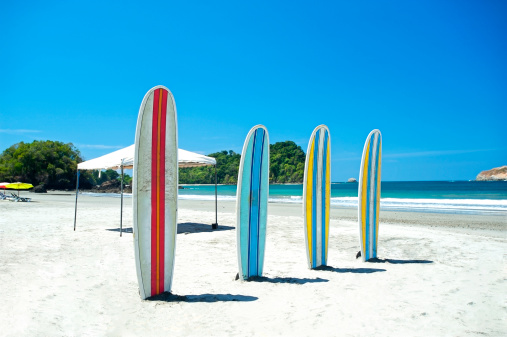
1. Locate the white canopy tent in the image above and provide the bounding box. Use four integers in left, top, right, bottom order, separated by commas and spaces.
74, 145, 218, 235
77, 145, 217, 170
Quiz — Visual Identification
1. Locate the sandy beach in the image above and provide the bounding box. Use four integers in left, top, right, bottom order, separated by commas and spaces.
0, 192, 505, 336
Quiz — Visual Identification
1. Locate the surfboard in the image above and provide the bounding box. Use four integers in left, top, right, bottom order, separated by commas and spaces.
236, 125, 269, 280
358, 129, 382, 262
133, 85, 178, 299
303, 125, 331, 269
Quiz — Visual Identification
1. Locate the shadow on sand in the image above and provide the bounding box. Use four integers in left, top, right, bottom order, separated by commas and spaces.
105, 223, 234, 235
314, 265, 386, 274
245, 276, 329, 284
178, 222, 235, 234
367, 258, 434, 264
146, 292, 258, 303
106, 227, 133, 234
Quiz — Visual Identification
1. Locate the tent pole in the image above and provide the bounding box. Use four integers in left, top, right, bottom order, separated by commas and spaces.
74, 170, 80, 231
120, 162, 124, 237
212, 164, 218, 229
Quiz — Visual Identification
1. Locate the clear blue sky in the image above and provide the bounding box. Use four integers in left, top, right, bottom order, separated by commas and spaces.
1, 1, 505, 181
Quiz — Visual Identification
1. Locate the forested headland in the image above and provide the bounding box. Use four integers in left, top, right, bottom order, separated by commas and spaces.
179, 141, 306, 184
0, 140, 306, 190
0, 140, 128, 191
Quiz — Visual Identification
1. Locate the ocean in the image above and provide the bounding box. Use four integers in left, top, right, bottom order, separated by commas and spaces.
177, 181, 507, 216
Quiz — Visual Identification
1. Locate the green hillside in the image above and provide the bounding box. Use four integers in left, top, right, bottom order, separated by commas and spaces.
0, 140, 307, 188
179, 141, 306, 184
0, 140, 127, 190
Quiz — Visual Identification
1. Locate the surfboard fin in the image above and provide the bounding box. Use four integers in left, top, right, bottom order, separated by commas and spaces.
356, 251, 362, 259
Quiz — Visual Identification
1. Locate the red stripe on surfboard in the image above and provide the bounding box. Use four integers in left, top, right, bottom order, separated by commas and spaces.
159, 89, 167, 294
151, 89, 159, 295
151, 88, 167, 296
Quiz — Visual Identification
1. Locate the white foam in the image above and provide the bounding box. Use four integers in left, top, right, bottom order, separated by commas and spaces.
379, 198, 507, 214
178, 194, 237, 202
268, 196, 507, 214
268, 195, 302, 204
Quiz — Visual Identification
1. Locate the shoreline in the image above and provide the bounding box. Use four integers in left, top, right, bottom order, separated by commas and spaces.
21, 191, 507, 232
62, 190, 507, 229
178, 198, 506, 233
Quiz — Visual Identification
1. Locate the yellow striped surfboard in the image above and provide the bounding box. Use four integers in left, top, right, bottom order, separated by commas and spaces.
303, 125, 331, 269
358, 129, 382, 262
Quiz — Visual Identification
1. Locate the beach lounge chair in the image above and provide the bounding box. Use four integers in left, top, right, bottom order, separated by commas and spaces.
4, 193, 16, 201
9, 193, 31, 202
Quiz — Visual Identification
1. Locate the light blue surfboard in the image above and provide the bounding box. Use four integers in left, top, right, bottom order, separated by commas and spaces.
236, 125, 269, 280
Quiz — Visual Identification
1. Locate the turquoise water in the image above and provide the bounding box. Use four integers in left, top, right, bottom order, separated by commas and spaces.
180, 181, 507, 199
178, 181, 507, 215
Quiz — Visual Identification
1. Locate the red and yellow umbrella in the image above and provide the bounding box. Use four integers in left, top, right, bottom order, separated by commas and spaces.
0, 182, 9, 194
5, 182, 34, 197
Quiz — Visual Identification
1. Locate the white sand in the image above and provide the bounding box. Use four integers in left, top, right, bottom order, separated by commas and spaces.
0, 192, 505, 336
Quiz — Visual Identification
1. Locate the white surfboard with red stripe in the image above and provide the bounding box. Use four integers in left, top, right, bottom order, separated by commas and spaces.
133, 85, 178, 299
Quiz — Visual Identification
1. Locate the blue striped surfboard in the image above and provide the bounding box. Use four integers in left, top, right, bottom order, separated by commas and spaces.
236, 125, 269, 280
303, 125, 331, 269
358, 129, 382, 262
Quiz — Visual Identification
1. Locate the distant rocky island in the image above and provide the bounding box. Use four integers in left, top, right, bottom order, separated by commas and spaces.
476, 166, 507, 181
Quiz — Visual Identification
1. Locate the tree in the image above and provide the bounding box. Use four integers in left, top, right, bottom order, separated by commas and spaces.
269, 141, 305, 183
0, 140, 82, 190
179, 150, 241, 184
